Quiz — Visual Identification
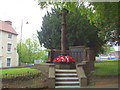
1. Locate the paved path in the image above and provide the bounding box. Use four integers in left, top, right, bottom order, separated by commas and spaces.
86, 76, 119, 88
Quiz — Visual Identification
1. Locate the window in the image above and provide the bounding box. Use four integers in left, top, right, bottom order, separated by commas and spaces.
7, 43, 12, 52
7, 58, 11, 67
8, 33, 12, 39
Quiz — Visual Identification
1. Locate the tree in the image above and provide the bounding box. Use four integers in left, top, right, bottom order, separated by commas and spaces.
17, 42, 29, 63
38, 1, 119, 45
84, 2, 119, 45
37, 9, 61, 50
17, 35, 48, 63
102, 44, 115, 54
37, 7, 105, 55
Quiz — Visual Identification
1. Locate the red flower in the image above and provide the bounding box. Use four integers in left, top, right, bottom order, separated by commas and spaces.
53, 55, 76, 63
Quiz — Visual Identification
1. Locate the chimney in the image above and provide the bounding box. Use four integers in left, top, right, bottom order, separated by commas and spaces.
5, 21, 12, 25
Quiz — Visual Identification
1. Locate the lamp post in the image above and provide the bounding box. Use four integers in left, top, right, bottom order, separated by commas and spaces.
19, 20, 28, 66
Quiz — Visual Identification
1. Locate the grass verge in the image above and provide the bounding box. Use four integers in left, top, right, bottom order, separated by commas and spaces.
0, 67, 41, 78
93, 59, 119, 76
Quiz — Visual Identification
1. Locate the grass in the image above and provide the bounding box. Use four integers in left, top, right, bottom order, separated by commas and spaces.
0, 67, 41, 78
93, 59, 120, 76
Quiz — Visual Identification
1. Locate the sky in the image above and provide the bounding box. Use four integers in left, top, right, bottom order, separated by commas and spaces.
0, 0, 51, 40
0, 0, 118, 51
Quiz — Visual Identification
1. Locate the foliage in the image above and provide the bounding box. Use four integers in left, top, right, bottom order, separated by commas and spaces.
38, 1, 119, 45
101, 44, 115, 54
17, 42, 29, 63
93, 59, 119, 76
37, 7, 105, 54
17, 35, 48, 63
37, 9, 61, 49
0, 68, 40, 78
87, 2, 119, 45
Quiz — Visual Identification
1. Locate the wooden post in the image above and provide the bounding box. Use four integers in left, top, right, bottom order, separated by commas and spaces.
60, 8, 69, 55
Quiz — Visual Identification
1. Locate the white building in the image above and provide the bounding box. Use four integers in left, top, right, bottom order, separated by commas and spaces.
0, 20, 18, 68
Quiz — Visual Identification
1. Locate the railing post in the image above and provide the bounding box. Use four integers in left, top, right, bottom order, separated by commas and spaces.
76, 62, 88, 87
48, 64, 55, 88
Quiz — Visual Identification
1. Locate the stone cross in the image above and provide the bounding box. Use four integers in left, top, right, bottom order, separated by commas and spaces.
60, 8, 69, 55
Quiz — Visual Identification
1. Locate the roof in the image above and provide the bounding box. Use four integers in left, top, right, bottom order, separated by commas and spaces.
0, 20, 18, 35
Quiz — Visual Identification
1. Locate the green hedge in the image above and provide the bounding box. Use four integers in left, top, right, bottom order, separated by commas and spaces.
95, 59, 120, 63
0, 67, 41, 78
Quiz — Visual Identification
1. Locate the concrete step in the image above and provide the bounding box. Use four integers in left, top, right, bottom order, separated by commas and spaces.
55, 81, 79, 86
55, 69, 77, 73
56, 77, 79, 80
56, 81, 79, 84
56, 73, 77, 77
55, 86, 80, 88
55, 69, 80, 88
56, 77, 79, 81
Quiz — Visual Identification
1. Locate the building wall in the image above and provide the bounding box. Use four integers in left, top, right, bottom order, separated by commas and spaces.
0, 31, 18, 67
0, 30, 3, 67
0, 30, 2, 56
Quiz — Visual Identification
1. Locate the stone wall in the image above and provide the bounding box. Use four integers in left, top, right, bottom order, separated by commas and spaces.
2, 72, 48, 88
33, 63, 51, 72
2, 64, 50, 88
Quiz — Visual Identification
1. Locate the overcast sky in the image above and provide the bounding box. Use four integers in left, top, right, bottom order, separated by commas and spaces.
0, 0, 51, 40
0, 0, 118, 51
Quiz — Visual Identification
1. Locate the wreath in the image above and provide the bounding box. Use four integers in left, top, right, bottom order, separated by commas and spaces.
53, 55, 75, 64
